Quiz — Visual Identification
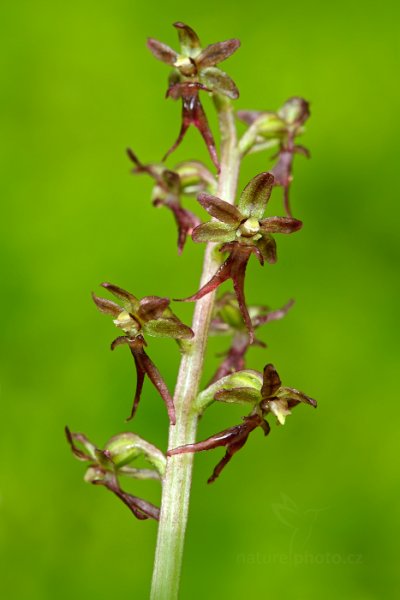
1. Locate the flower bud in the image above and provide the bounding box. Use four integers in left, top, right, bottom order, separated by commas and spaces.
195, 369, 263, 412
278, 97, 310, 127
103, 432, 166, 476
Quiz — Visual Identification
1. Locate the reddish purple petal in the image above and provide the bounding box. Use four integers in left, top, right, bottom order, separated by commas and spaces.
147, 38, 177, 65
138, 296, 170, 321
280, 386, 317, 408
252, 299, 294, 327
92, 293, 121, 317
196, 39, 240, 68
168, 203, 200, 254
259, 216, 303, 234
101, 283, 139, 311
261, 364, 281, 399
197, 192, 242, 225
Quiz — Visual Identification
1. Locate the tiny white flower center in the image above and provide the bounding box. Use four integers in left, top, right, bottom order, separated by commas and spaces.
238, 217, 260, 237
114, 310, 139, 335
174, 56, 196, 76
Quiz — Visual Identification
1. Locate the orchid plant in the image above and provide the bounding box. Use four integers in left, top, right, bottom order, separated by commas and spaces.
67, 22, 316, 599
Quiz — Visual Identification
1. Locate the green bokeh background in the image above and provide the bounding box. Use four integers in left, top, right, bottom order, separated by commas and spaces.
1, 1, 399, 598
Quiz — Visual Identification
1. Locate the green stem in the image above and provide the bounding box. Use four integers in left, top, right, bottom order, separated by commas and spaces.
150, 97, 240, 600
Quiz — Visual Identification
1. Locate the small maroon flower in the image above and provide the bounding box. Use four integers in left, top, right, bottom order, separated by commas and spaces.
92, 283, 194, 424
127, 149, 206, 254
238, 97, 310, 216
177, 172, 302, 342
65, 427, 164, 520
148, 22, 240, 169
209, 292, 294, 383
168, 363, 316, 482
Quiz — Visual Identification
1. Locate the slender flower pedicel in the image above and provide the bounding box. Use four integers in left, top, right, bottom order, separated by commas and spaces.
67, 21, 316, 599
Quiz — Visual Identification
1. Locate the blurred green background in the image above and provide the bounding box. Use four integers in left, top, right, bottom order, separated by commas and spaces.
1, 0, 399, 598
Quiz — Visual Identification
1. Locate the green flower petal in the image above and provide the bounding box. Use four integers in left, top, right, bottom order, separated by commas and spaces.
215, 386, 261, 405
173, 22, 201, 56
200, 67, 239, 100
104, 432, 166, 476
92, 293, 122, 317
147, 38, 178, 65
259, 216, 303, 234
197, 192, 242, 225
192, 221, 236, 243
196, 39, 240, 69
278, 386, 317, 408
144, 318, 194, 339
238, 172, 274, 219
256, 234, 277, 264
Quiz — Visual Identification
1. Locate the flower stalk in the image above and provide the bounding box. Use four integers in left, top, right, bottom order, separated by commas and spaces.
150, 94, 240, 600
